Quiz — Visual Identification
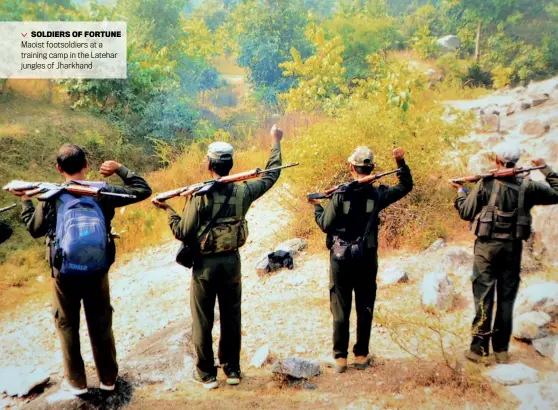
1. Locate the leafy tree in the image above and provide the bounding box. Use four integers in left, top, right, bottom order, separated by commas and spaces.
232, 0, 312, 106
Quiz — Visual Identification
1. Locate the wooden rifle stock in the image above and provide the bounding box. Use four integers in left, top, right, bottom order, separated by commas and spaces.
154, 163, 299, 201
450, 165, 546, 184
307, 168, 402, 200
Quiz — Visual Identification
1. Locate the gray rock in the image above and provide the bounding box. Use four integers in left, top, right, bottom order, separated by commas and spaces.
506, 101, 531, 116
484, 134, 505, 148
484, 363, 539, 386
0, 366, 50, 397
526, 93, 549, 107
479, 114, 500, 132
275, 238, 308, 255
508, 383, 558, 410
425, 238, 446, 252
378, 267, 409, 286
437, 35, 461, 51
272, 357, 320, 379
514, 282, 558, 319
250, 345, 271, 368
513, 311, 551, 340
480, 104, 502, 116
532, 206, 558, 265
421, 271, 454, 311
520, 120, 550, 136
532, 336, 558, 364
443, 248, 473, 270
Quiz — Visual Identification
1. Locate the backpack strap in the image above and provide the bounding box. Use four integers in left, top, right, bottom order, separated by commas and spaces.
233, 184, 245, 217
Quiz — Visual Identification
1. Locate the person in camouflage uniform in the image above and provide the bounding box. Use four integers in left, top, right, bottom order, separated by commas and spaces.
153, 125, 284, 389
308, 146, 413, 373
9, 144, 152, 395
452, 144, 558, 364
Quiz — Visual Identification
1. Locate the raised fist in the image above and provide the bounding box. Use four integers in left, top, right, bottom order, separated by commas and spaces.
531, 158, 546, 168
271, 124, 283, 143
100, 161, 122, 177
392, 147, 405, 161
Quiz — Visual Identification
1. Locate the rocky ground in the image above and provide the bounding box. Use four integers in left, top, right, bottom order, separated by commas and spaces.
1, 79, 558, 409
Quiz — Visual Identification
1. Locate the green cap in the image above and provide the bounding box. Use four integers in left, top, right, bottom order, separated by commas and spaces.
207, 142, 234, 160
348, 146, 374, 167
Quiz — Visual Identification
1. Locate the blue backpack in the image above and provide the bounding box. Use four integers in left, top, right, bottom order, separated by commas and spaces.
53, 193, 110, 275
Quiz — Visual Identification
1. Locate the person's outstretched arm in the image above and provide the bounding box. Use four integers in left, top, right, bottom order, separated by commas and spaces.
166, 197, 201, 243
527, 159, 558, 206
244, 125, 283, 205
98, 161, 152, 207
380, 148, 413, 209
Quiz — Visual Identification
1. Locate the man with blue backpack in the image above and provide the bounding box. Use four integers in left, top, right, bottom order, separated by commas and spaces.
12, 144, 152, 395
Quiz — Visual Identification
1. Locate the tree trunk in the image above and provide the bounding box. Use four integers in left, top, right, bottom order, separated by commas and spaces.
475, 21, 482, 64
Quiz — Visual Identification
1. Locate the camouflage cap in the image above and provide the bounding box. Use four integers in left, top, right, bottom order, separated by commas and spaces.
348, 146, 374, 167
207, 142, 234, 160
493, 143, 521, 167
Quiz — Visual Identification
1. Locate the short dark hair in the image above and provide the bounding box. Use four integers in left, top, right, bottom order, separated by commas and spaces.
208, 157, 233, 176
353, 165, 373, 175
57, 144, 87, 175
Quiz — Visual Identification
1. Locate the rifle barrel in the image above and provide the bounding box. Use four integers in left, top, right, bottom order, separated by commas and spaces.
0, 203, 17, 213
102, 192, 137, 199
450, 165, 548, 184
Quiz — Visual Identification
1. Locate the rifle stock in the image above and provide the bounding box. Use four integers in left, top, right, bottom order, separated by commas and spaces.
450, 165, 547, 184
3, 180, 136, 201
307, 168, 402, 200
154, 163, 299, 201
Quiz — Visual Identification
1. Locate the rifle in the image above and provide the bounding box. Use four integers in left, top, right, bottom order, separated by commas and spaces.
307, 168, 402, 200
449, 165, 547, 185
154, 163, 299, 201
3, 180, 137, 202
0, 203, 16, 214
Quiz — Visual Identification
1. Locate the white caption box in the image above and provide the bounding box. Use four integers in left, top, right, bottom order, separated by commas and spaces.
0, 22, 127, 79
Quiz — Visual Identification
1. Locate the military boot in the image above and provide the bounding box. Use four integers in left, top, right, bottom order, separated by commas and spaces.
494, 351, 509, 364
353, 356, 371, 370
464, 350, 489, 366
335, 358, 348, 373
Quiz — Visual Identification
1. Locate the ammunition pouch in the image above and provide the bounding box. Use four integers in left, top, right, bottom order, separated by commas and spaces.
472, 178, 531, 241
331, 236, 364, 261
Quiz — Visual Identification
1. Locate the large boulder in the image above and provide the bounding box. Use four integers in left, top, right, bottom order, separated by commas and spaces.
272, 357, 320, 379
512, 311, 551, 341
520, 120, 550, 136
0, 366, 50, 397
508, 383, 558, 410
437, 35, 461, 51
484, 363, 539, 386
421, 272, 454, 311
479, 114, 500, 132
532, 336, 558, 364
525, 93, 550, 107
442, 248, 473, 271
378, 267, 409, 286
506, 101, 531, 116
532, 206, 558, 265
514, 282, 558, 319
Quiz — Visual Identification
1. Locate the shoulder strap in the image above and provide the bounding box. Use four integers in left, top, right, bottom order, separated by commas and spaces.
488, 180, 501, 207
198, 185, 234, 241
518, 176, 529, 210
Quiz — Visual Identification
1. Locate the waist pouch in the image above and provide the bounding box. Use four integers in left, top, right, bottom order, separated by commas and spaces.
331, 236, 364, 261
